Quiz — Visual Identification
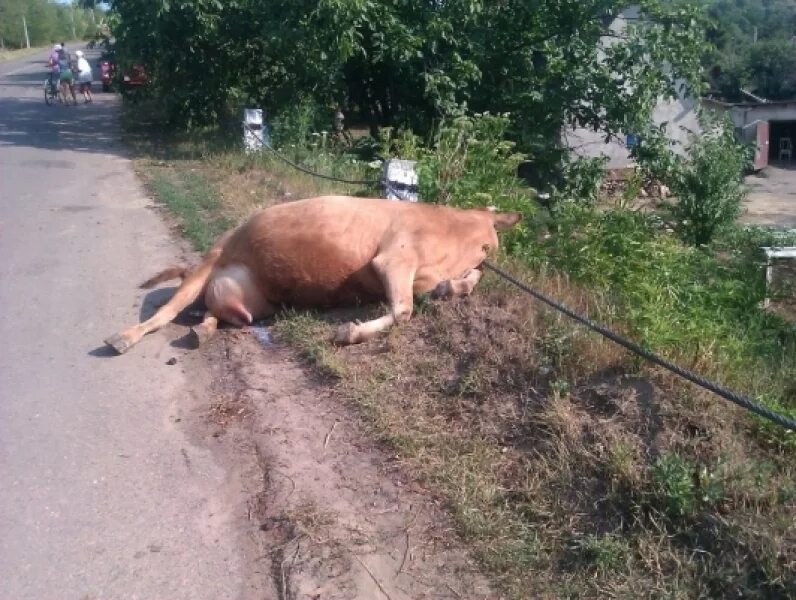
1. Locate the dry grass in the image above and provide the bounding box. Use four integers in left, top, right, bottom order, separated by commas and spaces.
0, 44, 49, 62
0, 39, 84, 63
122, 99, 373, 235
274, 263, 796, 600
125, 109, 795, 599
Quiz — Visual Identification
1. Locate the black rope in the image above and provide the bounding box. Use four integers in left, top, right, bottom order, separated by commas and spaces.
481, 260, 796, 432
244, 124, 381, 186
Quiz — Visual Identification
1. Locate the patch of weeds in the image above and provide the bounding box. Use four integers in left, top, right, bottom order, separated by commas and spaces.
652, 453, 698, 518
570, 533, 632, 574
273, 311, 346, 379
606, 441, 641, 490
149, 171, 232, 252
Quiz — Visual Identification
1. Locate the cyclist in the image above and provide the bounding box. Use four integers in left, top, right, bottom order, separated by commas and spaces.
56, 47, 77, 105
47, 44, 61, 94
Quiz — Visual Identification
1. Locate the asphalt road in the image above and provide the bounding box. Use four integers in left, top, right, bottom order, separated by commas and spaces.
0, 48, 257, 599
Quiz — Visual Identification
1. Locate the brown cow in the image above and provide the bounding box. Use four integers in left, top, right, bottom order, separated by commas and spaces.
105, 195, 521, 354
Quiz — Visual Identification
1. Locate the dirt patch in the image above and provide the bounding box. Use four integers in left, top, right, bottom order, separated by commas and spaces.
743, 164, 796, 228
194, 327, 495, 600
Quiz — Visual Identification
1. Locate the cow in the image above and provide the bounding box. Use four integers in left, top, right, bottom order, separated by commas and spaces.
105, 195, 521, 354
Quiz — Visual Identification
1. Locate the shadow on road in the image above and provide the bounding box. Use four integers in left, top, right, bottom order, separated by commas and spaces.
0, 48, 123, 157
0, 95, 122, 154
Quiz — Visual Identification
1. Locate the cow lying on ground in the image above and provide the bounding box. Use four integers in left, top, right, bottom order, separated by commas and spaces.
105, 195, 521, 354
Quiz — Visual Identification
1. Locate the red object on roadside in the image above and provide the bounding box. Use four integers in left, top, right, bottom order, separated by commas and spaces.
99, 60, 147, 92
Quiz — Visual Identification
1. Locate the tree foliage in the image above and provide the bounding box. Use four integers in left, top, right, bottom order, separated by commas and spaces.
704, 0, 796, 100
0, 0, 100, 49
109, 0, 707, 150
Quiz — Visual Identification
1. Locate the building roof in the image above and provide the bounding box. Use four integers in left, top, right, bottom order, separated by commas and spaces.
703, 97, 796, 109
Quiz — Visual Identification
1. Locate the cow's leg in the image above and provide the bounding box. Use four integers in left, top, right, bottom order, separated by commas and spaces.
105, 261, 214, 354
430, 268, 482, 300
334, 255, 415, 345
187, 312, 219, 348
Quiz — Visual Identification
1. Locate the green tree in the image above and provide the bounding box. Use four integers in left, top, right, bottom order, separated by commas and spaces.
746, 38, 796, 99
110, 0, 708, 156
0, 0, 96, 48
703, 0, 796, 100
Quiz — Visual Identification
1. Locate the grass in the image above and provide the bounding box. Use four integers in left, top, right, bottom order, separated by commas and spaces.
149, 170, 232, 252
0, 40, 83, 62
0, 45, 47, 62
273, 310, 347, 379
122, 102, 796, 599
271, 266, 796, 599
122, 98, 377, 241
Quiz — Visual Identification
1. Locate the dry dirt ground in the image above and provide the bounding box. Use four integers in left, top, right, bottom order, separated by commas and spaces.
742, 163, 796, 228
170, 311, 497, 600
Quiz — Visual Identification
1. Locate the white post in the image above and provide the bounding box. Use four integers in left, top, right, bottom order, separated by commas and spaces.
71, 6, 77, 40
22, 15, 30, 49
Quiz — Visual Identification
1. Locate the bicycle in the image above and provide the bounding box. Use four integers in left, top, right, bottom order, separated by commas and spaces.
44, 76, 59, 105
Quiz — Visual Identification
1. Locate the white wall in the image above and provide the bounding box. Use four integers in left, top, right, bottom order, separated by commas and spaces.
722, 103, 796, 127
562, 6, 700, 169
565, 95, 699, 169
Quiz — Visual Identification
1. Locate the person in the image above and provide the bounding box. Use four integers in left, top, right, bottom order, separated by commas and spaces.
56, 47, 77, 105
48, 44, 61, 94
333, 106, 352, 145
75, 50, 93, 103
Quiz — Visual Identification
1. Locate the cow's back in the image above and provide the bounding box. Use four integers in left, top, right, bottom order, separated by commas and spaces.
217, 196, 495, 306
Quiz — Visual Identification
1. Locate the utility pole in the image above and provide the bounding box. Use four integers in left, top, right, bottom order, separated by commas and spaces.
753, 26, 758, 44
71, 4, 77, 40
22, 15, 30, 48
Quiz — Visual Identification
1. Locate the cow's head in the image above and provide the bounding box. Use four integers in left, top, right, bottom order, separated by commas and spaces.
478, 206, 523, 231
491, 210, 522, 231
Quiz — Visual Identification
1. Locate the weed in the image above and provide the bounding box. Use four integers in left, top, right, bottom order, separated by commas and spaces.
571, 533, 632, 574
633, 111, 748, 246
149, 171, 232, 252
606, 441, 641, 490
652, 453, 697, 518
273, 311, 346, 379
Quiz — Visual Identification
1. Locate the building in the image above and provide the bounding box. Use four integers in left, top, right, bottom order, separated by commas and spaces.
702, 98, 796, 170
562, 6, 701, 170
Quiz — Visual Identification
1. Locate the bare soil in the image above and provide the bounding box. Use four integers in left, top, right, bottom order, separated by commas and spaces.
743, 163, 796, 228
184, 326, 496, 600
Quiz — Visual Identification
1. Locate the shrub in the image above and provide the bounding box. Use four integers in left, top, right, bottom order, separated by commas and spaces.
402, 113, 539, 253
633, 112, 749, 246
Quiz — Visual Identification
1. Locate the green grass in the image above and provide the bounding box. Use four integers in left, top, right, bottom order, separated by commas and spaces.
149, 170, 232, 252
272, 311, 347, 379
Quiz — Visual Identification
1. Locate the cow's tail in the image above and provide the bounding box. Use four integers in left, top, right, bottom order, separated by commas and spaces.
140, 266, 189, 289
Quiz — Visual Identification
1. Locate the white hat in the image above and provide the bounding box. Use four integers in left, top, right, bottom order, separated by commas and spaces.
75, 50, 84, 57
54, 44, 62, 51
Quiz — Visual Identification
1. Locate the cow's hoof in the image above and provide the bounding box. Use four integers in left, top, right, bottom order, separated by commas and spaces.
431, 280, 452, 299
104, 333, 134, 355
333, 322, 358, 346
187, 326, 213, 349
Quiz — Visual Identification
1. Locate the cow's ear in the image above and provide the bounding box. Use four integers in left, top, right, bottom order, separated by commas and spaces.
492, 211, 522, 231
